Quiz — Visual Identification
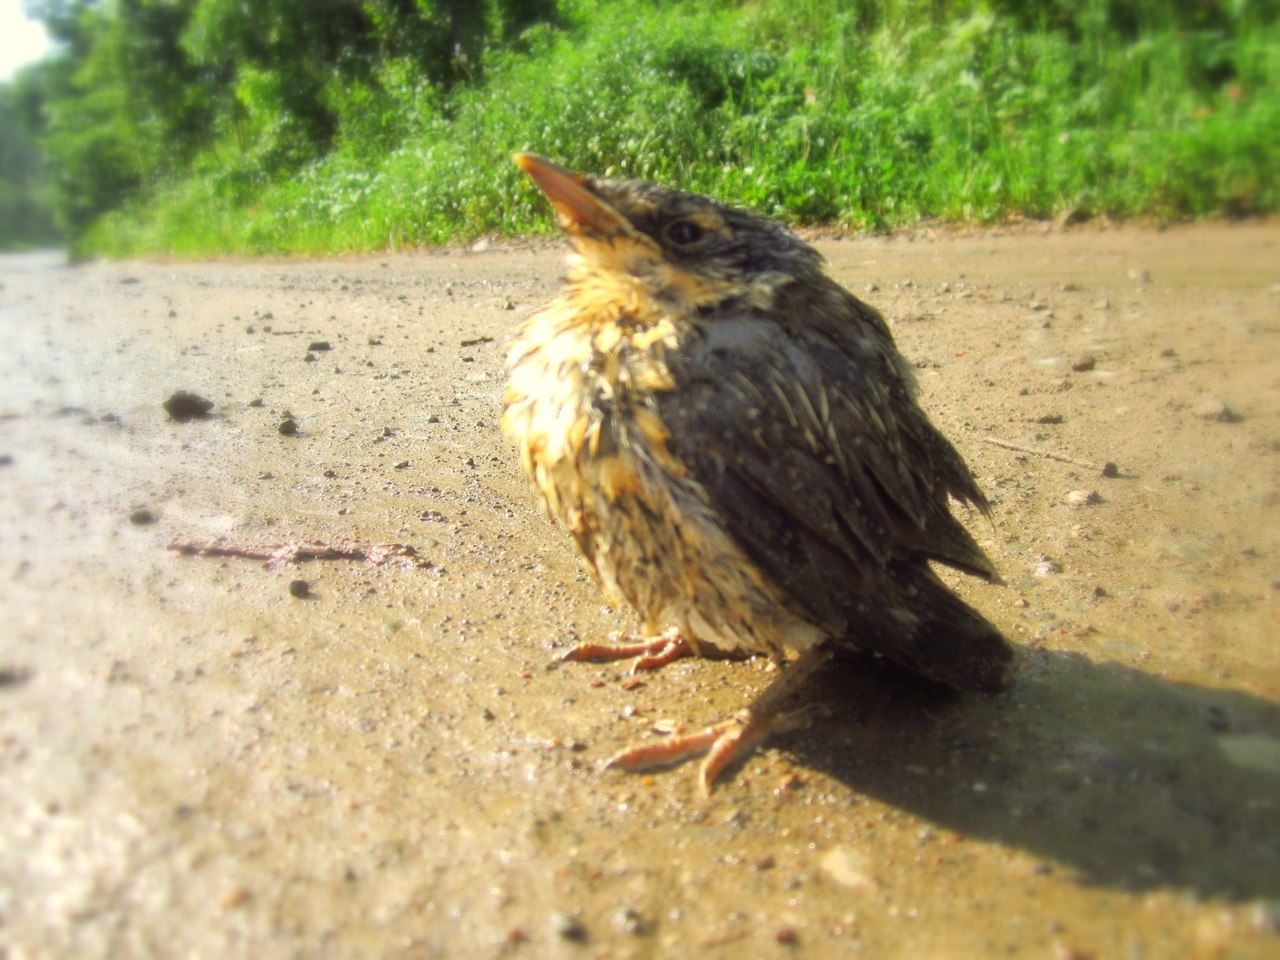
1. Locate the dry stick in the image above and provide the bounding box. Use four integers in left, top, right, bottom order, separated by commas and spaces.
982, 435, 1103, 471
168, 537, 433, 570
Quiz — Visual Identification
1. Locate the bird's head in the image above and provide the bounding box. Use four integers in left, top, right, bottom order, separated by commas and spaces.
515, 154, 822, 323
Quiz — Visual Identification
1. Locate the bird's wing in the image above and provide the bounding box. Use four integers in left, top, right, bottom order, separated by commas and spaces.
652, 312, 995, 635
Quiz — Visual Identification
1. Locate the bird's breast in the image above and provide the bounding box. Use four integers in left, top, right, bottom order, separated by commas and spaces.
502, 300, 825, 657
501, 301, 684, 518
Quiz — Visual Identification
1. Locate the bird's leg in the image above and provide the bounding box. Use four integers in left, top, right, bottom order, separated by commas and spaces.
559, 627, 750, 673
605, 642, 835, 794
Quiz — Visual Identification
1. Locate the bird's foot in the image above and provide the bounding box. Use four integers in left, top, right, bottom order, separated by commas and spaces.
604, 710, 770, 796
558, 629, 697, 673
603, 643, 835, 795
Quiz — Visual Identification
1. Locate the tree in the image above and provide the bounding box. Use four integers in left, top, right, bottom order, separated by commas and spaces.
27, 0, 563, 240
0, 78, 60, 247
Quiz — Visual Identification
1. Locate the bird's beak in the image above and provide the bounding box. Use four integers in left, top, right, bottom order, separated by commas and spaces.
515, 153, 629, 238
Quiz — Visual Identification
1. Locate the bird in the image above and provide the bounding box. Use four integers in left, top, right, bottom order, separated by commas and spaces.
503, 154, 1014, 794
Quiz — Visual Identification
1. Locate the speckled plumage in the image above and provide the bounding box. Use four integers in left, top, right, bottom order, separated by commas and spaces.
503, 156, 1013, 789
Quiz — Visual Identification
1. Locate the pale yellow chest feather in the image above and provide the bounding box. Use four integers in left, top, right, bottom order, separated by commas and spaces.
501, 291, 683, 522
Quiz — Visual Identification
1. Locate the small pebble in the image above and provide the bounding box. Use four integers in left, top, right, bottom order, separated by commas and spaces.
1217, 733, 1280, 774
219, 887, 252, 910
0, 666, 32, 688
1065, 490, 1101, 507
308, 340, 332, 352
1101, 461, 1119, 478
1054, 944, 1095, 960
1203, 705, 1230, 732
820, 847, 876, 889
163, 390, 214, 422
1193, 398, 1237, 422
288, 580, 311, 599
1071, 354, 1096, 372
1128, 267, 1150, 284
551, 912, 588, 943
612, 907, 650, 935
278, 417, 299, 436
128, 508, 157, 525
1033, 558, 1062, 577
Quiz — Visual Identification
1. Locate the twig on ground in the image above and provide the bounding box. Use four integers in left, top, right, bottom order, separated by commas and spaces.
168, 537, 433, 570
982, 435, 1106, 472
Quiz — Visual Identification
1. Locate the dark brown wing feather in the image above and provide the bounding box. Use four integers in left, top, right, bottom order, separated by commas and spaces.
654, 308, 1013, 690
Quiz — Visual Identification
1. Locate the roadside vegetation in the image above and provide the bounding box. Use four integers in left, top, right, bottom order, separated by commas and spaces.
0, 83, 60, 249
3, 0, 1276, 256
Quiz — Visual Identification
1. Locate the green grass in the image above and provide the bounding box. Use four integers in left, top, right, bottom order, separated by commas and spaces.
82, 0, 1280, 256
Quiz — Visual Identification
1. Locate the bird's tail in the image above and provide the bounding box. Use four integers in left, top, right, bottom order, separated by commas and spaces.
871, 563, 1015, 693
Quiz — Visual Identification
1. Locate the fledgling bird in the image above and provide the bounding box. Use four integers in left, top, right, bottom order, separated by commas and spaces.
503, 154, 1014, 793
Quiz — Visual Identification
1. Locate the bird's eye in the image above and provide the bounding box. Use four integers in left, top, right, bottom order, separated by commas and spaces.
664, 220, 704, 246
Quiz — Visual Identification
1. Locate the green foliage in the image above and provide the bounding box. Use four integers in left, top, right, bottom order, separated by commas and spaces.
24, 0, 1280, 256
27, 0, 544, 253
0, 80, 60, 248
34, 0, 217, 238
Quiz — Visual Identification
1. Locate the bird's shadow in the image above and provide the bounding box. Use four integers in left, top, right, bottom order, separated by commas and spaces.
779, 647, 1280, 901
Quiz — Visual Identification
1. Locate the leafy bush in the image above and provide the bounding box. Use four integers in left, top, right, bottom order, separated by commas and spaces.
24, 0, 1277, 256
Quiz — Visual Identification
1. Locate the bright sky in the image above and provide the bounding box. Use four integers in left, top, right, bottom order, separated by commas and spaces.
0, 1, 54, 82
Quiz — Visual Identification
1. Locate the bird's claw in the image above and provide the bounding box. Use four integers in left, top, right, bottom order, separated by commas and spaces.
599, 645, 836, 793
604, 709, 768, 796
557, 631, 694, 673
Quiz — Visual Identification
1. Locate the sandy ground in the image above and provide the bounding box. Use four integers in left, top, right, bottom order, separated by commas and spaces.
1, 222, 1278, 959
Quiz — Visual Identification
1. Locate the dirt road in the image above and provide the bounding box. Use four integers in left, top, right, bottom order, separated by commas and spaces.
1, 223, 1278, 958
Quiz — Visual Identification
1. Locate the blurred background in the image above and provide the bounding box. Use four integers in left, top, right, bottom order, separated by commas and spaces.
1, 0, 1276, 258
